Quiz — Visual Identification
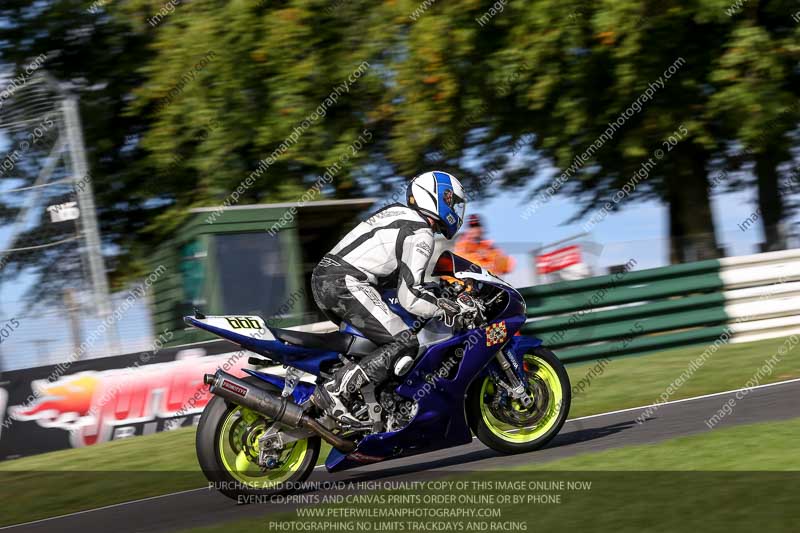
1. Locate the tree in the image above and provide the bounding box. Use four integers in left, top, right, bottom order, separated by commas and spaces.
472, 0, 747, 262
3, 0, 798, 289
709, 1, 800, 251
126, 0, 531, 236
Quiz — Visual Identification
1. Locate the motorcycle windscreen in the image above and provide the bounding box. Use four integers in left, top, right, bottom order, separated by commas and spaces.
432, 250, 484, 277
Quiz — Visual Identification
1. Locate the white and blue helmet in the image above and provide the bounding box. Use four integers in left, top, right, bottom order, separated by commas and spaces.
407, 171, 466, 239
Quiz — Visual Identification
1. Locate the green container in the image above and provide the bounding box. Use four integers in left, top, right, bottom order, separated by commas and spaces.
148, 199, 375, 346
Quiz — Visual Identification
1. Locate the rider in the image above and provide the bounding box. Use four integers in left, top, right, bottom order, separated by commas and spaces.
310, 171, 466, 417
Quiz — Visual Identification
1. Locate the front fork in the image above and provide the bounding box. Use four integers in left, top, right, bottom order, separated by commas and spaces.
491, 349, 534, 409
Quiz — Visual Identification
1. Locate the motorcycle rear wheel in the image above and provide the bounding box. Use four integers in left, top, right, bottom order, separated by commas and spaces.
196, 377, 321, 501
468, 347, 570, 454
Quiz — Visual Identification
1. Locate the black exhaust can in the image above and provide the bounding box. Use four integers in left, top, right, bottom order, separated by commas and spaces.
204, 369, 356, 452
204, 370, 304, 427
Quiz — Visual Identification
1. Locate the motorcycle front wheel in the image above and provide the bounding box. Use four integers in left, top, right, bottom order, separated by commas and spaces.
467, 347, 570, 454
196, 377, 321, 500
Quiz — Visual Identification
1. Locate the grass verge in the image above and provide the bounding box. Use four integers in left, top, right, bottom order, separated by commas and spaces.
565, 335, 799, 417
181, 418, 800, 533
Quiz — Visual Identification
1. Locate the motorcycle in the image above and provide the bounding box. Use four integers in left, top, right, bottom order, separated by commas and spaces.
186, 251, 570, 499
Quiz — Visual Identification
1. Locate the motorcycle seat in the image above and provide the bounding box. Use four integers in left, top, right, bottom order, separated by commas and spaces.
269, 327, 377, 356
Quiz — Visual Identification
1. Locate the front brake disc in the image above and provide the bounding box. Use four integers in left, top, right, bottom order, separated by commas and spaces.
489, 376, 550, 427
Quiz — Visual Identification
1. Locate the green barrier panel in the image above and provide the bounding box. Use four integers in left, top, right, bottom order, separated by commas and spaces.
523, 307, 729, 348
525, 292, 726, 332
518, 259, 721, 298
556, 325, 731, 362
525, 272, 724, 317
517, 253, 799, 361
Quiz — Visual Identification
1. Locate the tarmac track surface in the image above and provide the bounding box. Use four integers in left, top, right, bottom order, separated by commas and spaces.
5, 378, 800, 533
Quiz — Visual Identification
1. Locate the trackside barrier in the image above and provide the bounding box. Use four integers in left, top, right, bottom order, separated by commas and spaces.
2, 250, 799, 459
0, 324, 325, 460
518, 249, 800, 362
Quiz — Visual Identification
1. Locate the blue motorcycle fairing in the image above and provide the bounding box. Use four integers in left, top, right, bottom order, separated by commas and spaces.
324, 262, 532, 472
325, 313, 528, 472
243, 369, 316, 405
184, 316, 340, 376
480, 335, 544, 382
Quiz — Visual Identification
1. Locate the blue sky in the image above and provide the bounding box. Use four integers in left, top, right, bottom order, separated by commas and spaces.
470, 176, 797, 286
477, 182, 793, 259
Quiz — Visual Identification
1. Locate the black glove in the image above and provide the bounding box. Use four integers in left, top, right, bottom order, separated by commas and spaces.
421, 281, 442, 296
456, 292, 478, 313
437, 298, 461, 328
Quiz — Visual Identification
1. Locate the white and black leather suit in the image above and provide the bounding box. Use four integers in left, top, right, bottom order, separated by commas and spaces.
311, 203, 442, 383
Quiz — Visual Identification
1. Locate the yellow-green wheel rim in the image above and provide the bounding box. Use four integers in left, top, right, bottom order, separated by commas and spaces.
217, 405, 309, 489
479, 354, 563, 443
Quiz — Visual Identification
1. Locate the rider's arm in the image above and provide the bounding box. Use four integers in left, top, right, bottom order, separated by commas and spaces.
396, 229, 441, 319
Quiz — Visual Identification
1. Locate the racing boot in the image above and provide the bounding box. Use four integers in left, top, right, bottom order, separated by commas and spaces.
312, 340, 417, 421
311, 361, 370, 420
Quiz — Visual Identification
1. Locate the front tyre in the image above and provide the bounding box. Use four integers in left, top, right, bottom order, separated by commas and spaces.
468, 347, 570, 454
196, 377, 321, 500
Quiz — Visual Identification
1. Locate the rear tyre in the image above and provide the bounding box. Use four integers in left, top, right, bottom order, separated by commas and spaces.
468, 347, 570, 454
196, 377, 321, 501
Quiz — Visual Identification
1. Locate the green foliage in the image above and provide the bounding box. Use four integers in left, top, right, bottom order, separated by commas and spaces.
709, 2, 800, 149
1, 0, 798, 280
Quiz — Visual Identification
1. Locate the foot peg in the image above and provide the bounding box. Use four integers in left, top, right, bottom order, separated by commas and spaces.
311, 364, 369, 419
310, 385, 335, 412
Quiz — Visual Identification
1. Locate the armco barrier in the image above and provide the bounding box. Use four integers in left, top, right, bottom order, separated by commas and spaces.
519, 249, 800, 362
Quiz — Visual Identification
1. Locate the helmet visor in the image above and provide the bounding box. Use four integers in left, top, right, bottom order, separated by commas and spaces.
454, 195, 465, 228
446, 189, 466, 228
